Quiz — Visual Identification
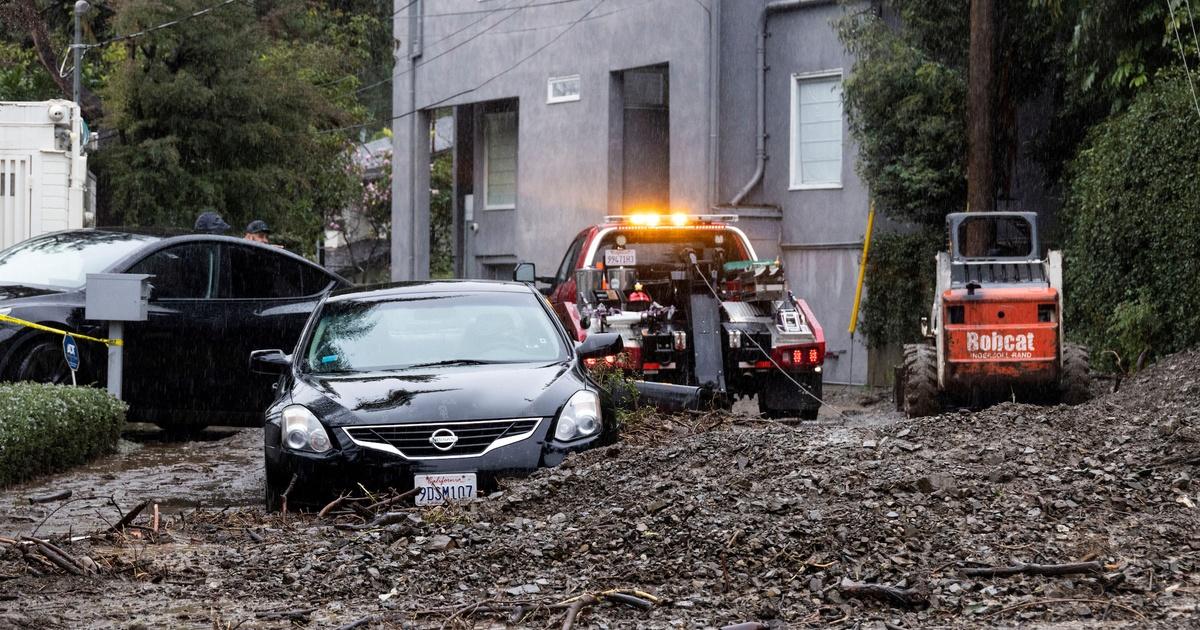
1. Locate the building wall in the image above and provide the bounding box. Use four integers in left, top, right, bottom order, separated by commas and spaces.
392, 0, 712, 280
718, 0, 871, 385
392, 0, 874, 384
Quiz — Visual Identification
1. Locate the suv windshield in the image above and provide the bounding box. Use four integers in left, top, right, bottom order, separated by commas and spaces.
0, 232, 158, 289
304, 291, 567, 373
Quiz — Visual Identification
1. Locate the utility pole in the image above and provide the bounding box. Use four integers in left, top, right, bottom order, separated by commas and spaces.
967, 0, 994, 215
72, 0, 90, 105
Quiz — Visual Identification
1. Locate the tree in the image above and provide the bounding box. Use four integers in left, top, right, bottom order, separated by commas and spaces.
1063, 70, 1200, 365
92, 0, 364, 252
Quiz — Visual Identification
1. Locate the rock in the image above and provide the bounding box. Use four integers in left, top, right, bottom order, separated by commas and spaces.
427, 535, 455, 551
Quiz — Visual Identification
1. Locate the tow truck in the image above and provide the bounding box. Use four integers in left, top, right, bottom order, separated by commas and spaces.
517, 213, 825, 419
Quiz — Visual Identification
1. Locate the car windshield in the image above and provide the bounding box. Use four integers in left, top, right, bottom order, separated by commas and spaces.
0, 231, 159, 290
304, 291, 567, 373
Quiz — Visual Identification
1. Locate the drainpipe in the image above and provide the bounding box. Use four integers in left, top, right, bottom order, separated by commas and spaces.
407, 0, 424, 279
729, 0, 829, 206
707, 0, 721, 207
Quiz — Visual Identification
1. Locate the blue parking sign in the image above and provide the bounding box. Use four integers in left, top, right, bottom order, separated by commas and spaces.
63, 335, 80, 371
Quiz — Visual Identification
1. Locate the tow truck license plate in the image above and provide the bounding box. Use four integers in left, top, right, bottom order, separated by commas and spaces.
414, 473, 477, 506
605, 249, 637, 266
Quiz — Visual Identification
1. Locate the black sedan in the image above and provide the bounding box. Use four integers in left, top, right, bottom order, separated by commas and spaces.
251, 280, 623, 510
0, 229, 347, 427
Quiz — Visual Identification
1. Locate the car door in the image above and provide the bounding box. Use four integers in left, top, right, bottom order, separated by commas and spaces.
550, 230, 589, 337
121, 241, 225, 420
218, 243, 339, 414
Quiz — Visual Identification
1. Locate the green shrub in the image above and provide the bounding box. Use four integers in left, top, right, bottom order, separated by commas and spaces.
0, 383, 126, 487
860, 229, 943, 348
1063, 70, 1200, 363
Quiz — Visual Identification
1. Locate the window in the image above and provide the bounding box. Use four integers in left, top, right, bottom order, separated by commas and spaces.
483, 111, 517, 209
547, 75, 581, 104
128, 243, 219, 300
224, 245, 327, 299
790, 72, 843, 189
554, 232, 587, 285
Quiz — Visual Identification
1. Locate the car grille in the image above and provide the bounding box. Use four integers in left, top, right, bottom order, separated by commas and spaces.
343, 418, 542, 459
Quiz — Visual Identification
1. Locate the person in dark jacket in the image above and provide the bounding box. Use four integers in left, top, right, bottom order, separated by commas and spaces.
194, 211, 231, 234
244, 219, 271, 244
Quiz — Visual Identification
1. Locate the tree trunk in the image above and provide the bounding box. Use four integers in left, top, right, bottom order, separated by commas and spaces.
967, 0, 994, 215
6, 0, 106, 123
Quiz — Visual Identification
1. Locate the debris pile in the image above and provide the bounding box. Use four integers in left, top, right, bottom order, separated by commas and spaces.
1, 350, 1199, 628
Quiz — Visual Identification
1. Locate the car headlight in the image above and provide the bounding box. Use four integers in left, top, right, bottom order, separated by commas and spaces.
554, 390, 602, 441
281, 405, 333, 453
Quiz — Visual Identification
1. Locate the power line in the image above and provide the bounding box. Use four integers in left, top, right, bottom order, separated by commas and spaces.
1166, 0, 1200, 120
83, 0, 242, 48
351, 0, 528, 96
354, 0, 657, 96
396, 0, 607, 121
393, 0, 584, 19
319, 0, 607, 135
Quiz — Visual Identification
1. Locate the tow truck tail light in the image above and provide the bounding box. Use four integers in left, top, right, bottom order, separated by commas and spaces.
770, 342, 825, 369
583, 346, 642, 370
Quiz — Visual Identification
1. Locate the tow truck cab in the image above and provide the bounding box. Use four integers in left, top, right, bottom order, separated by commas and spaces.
535, 213, 825, 419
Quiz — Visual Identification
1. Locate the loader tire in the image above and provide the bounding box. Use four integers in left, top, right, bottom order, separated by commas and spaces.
1060, 343, 1091, 405
901, 343, 940, 418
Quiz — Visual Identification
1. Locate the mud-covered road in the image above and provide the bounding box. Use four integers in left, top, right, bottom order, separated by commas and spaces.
0, 425, 263, 538
2, 357, 1199, 629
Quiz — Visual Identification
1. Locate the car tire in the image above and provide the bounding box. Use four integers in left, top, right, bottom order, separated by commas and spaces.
901, 343, 940, 418
1060, 343, 1091, 405
10, 337, 71, 384
264, 467, 288, 513
154, 424, 209, 439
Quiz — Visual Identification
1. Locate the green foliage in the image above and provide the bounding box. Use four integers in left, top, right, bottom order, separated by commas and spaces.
1063, 70, 1200, 364
430, 149, 454, 277
0, 383, 126, 486
1105, 290, 1163, 372
839, 8, 967, 227
0, 43, 59, 101
92, 0, 365, 256
859, 230, 942, 348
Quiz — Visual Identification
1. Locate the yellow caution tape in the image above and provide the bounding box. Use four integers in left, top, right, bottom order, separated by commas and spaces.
0, 314, 123, 347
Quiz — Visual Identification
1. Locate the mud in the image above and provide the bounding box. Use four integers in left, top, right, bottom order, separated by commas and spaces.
1, 354, 1199, 629
0, 425, 262, 537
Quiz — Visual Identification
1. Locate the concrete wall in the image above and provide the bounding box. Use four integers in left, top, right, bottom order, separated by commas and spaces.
718, 0, 871, 385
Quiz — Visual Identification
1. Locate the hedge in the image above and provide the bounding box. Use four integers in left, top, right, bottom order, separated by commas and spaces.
0, 383, 126, 487
1062, 69, 1200, 369
859, 229, 943, 348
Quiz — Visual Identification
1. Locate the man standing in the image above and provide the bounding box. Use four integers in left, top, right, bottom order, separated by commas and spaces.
244, 220, 271, 244
194, 210, 231, 234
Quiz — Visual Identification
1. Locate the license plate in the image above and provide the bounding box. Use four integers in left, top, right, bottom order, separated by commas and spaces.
605, 248, 637, 266
413, 473, 477, 506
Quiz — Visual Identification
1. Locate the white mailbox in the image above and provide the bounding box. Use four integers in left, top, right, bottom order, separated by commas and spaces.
85, 273, 151, 322
84, 272, 151, 400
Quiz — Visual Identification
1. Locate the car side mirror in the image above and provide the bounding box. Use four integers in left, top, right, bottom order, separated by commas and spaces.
576, 332, 623, 360
514, 262, 536, 284
250, 349, 291, 375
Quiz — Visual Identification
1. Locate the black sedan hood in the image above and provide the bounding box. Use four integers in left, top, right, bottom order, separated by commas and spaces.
295, 362, 584, 426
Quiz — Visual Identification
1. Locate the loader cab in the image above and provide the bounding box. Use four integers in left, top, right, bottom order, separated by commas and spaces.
939, 211, 1061, 388
897, 212, 1089, 419
949, 212, 1039, 261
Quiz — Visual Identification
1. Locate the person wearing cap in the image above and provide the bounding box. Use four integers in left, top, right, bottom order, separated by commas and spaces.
194, 211, 231, 234
244, 220, 271, 244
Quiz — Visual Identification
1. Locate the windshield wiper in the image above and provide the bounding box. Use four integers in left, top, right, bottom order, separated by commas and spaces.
404, 359, 499, 369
